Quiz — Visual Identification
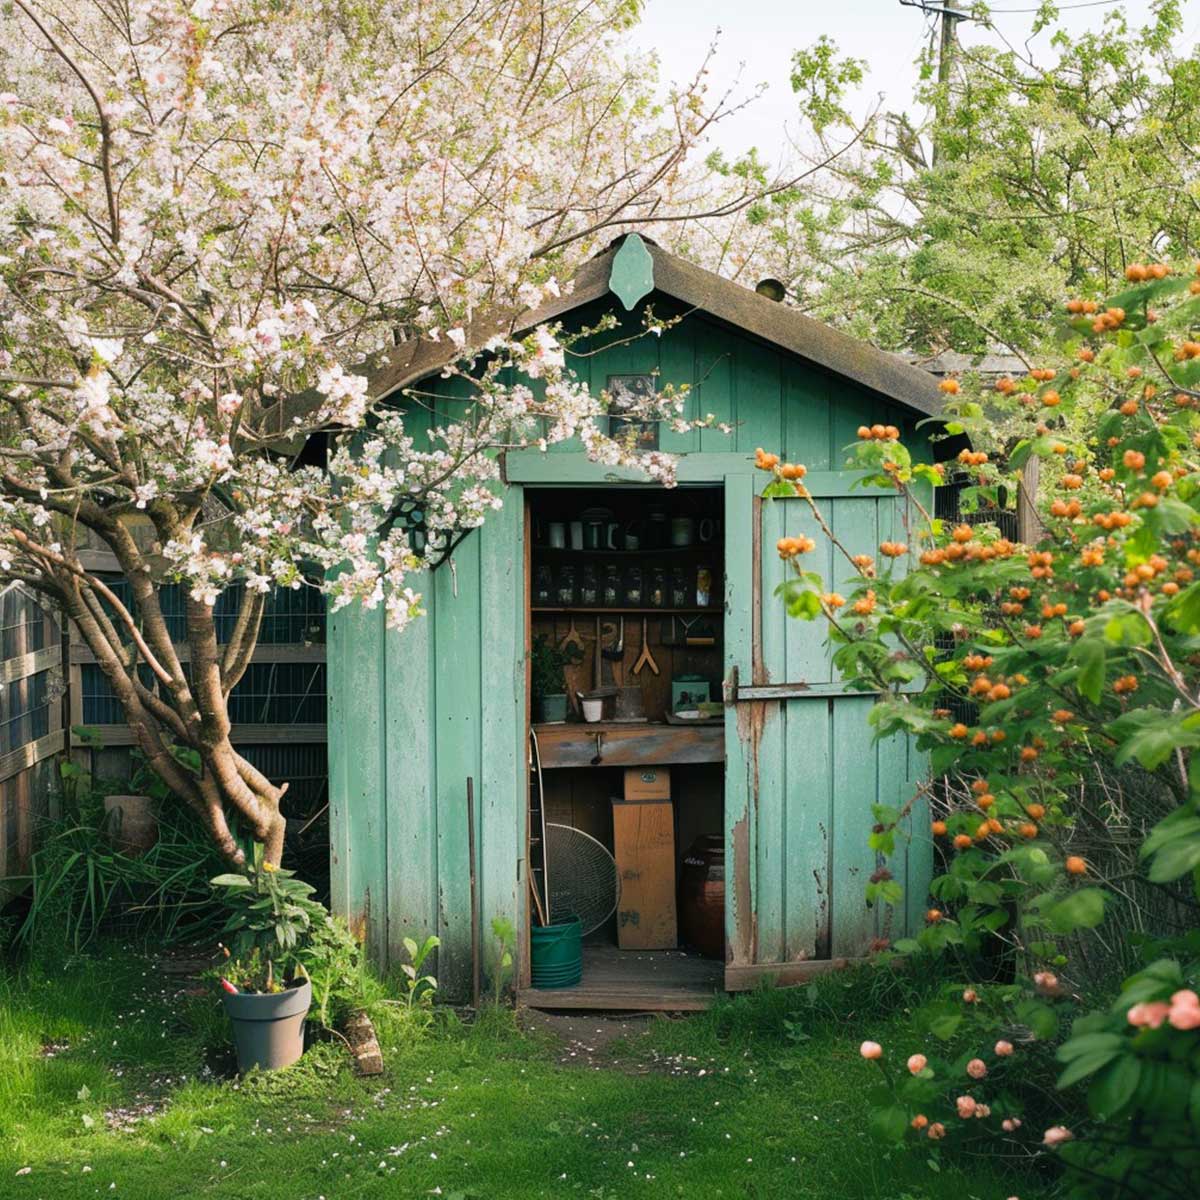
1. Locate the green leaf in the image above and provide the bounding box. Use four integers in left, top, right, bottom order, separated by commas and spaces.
868, 1103, 909, 1144
1045, 888, 1109, 934
1071, 639, 1105, 704
1089, 1055, 1141, 1120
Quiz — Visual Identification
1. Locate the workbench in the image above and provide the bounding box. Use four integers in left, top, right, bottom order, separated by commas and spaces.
531, 720, 724, 768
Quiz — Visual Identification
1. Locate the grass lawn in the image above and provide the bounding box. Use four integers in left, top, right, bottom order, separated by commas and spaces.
0, 949, 1048, 1200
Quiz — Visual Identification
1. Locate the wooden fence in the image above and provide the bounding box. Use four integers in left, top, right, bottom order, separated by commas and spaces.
0, 556, 330, 903
0, 585, 66, 902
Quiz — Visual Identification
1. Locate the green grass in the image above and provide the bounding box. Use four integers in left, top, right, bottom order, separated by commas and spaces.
0, 949, 1048, 1200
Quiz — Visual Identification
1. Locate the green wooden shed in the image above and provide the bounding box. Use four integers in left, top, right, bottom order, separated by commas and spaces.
327, 235, 947, 1009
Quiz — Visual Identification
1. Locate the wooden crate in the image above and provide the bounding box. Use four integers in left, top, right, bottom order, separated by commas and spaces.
612, 797, 677, 949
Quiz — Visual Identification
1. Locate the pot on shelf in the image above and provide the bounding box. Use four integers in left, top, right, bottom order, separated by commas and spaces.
222, 977, 312, 1072
102, 794, 158, 856
535, 693, 569, 724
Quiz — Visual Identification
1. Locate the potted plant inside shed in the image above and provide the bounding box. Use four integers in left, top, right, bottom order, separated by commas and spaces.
531, 635, 580, 723
210, 845, 321, 1072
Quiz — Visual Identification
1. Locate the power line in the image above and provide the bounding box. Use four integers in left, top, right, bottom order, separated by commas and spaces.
988, 1, 1120, 12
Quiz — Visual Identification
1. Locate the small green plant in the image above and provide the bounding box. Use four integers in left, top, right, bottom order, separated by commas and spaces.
211, 844, 326, 993
490, 917, 515, 1005
529, 636, 580, 700
399, 934, 440, 1009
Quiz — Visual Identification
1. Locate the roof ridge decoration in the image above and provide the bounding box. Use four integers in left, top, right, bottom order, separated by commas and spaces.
608, 233, 655, 311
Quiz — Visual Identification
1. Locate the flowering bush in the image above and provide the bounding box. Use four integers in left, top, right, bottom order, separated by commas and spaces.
761, 264, 1200, 1195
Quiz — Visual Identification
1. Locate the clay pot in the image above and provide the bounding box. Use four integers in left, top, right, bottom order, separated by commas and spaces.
678, 835, 725, 960
103, 795, 158, 856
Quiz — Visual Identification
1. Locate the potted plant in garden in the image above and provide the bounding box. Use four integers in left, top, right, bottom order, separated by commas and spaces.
531, 635, 580, 723
210, 846, 324, 1071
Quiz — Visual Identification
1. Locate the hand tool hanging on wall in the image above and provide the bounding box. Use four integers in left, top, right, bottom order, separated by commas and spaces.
632, 616, 659, 676
559, 616, 584, 655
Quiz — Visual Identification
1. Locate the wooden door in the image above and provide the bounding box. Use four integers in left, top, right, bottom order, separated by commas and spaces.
723, 472, 932, 990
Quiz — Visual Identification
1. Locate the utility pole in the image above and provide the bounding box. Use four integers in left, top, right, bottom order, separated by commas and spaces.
898, 1, 972, 165
934, 0, 962, 165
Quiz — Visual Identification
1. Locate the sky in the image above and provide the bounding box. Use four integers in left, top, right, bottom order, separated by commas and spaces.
630, 0, 1188, 165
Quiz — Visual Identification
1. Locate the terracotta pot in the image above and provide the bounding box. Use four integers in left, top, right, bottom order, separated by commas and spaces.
103, 795, 158, 856
678, 835, 725, 960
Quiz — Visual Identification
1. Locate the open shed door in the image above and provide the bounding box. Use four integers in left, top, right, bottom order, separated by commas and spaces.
722, 472, 932, 991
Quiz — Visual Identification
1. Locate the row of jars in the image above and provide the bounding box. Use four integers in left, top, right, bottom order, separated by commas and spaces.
533, 563, 715, 608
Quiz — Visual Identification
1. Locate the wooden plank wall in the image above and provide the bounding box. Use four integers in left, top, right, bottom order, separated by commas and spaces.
329, 492, 526, 1000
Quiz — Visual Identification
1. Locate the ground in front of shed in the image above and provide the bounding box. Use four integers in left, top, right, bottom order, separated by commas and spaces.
0, 947, 1047, 1199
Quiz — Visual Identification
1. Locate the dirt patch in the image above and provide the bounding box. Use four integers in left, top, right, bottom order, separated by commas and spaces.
518, 1010, 656, 1070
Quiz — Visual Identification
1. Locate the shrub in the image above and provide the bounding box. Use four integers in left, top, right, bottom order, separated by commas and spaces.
761, 263, 1200, 1196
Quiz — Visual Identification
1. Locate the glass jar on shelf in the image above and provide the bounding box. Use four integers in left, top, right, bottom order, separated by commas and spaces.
670, 566, 689, 608
580, 563, 599, 607
556, 565, 577, 607
602, 564, 620, 607
696, 564, 713, 607
534, 564, 553, 607
624, 564, 643, 607
648, 566, 666, 608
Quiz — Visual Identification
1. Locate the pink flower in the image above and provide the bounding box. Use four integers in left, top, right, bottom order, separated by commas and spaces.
860, 1041, 883, 1060
1168, 989, 1200, 1030
1033, 971, 1059, 995
911, 1114, 928, 1130
1002, 1117, 1023, 1133
1169, 999, 1200, 1031
1127, 1001, 1171, 1029
907, 1054, 928, 1075
967, 1058, 988, 1080
927, 1122, 946, 1140
975, 1104, 991, 1118
956, 1095, 977, 1118
995, 1040, 1014, 1056
1043, 1125, 1073, 1147
962, 988, 979, 1003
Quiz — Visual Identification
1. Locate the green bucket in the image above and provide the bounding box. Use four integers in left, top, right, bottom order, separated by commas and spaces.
531, 915, 583, 989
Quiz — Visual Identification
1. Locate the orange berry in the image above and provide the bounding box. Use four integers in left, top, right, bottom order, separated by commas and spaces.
1019, 823, 1038, 839
1123, 449, 1146, 470
939, 378, 961, 395
1020, 746, 1039, 763
931, 820, 948, 837
926, 908, 943, 924
1065, 856, 1087, 876
1025, 803, 1046, 820
953, 834, 973, 850
949, 722, 970, 740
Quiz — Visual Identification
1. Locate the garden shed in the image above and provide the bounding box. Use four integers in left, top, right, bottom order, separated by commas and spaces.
327, 234, 948, 1009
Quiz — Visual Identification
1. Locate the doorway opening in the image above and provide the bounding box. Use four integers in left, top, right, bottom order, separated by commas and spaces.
522, 485, 726, 1010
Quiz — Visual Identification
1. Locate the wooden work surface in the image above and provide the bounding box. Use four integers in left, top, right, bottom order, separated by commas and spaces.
533, 720, 724, 768
518, 944, 723, 1011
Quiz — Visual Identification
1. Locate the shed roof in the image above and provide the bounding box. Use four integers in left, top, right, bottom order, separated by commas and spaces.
367, 235, 947, 421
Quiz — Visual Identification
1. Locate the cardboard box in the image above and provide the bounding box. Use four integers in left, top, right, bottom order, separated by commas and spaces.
612, 797, 677, 950
624, 766, 670, 801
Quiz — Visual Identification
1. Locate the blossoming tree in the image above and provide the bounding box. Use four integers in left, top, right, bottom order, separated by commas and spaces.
0, 0, 839, 865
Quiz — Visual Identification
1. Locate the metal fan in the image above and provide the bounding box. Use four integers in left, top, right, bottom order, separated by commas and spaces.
545, 823, 620, 934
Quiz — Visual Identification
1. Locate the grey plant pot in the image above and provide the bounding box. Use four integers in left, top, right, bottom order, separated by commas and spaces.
536, 693, 569, 723
222, 977, 312, 1072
